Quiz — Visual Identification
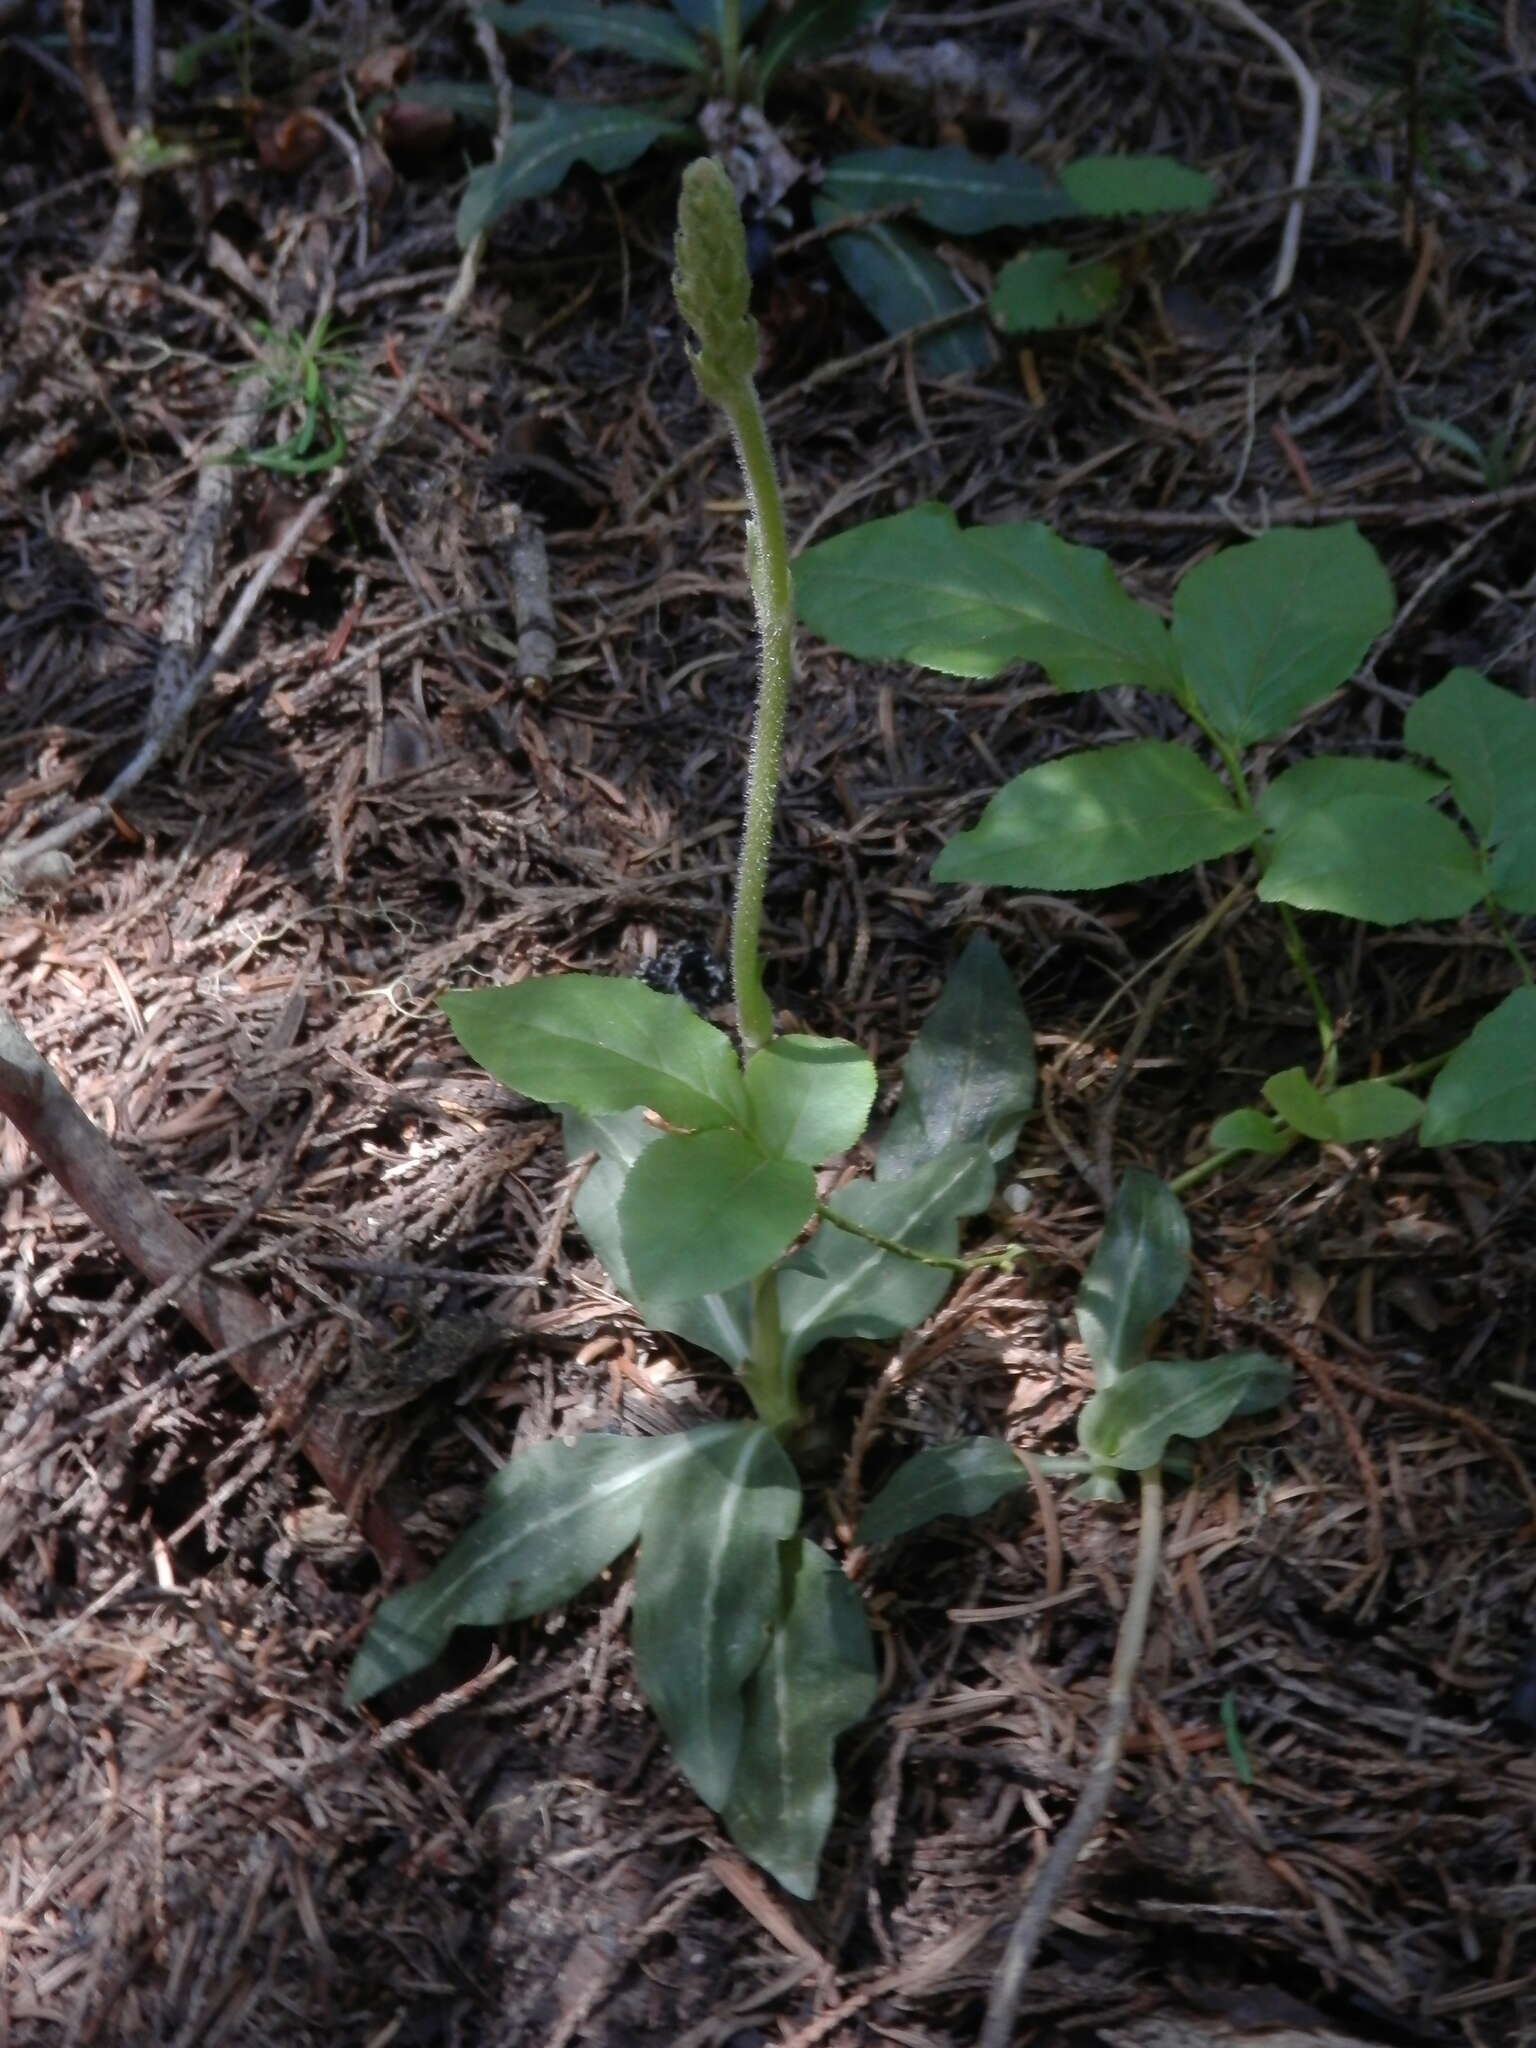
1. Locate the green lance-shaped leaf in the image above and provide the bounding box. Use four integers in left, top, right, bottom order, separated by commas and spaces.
743, 1035, 877, 1163
1405, 667, 1536, 913
674, 155, 762, 406
395, 78, 552, 125
1076, 1168, 1190, 1390
441, 974, 747, 1130
934, 741, 1260, 891
480, 0, 706, 69
1420, 987, 1536, 1145
1077, 1353, 1293, 1472
1256, 755, 1447, 839
457, 105, 684, 243
990, 250, 1123, 333
565, 1110, 755, 1367
619, 1128, 815, 1301
1058, 154, 1215, 215
820, 143, 1080, 234
857, 1439, 1032, 1543
1171, 525, 1395, 746
779, 1142, 995, 1364
1261, 1067, 1422, 1144
879, 935, 1035, 1181
1258, 798, 1484, 925
669, 0, 769, 31
756, 0, 888, 87
721, 1540, 878, 1897
1207, 1107, 1290, 1156
813, 200, 995, 377
348, 1428, 728, 1702
632, 1423, 802, 1813
795, 502, 1179, 689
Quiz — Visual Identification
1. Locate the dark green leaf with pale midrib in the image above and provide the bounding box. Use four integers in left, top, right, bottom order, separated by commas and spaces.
1077, 1354, 1293, 1471
879, 935, 1035, 1181
1075, 1168, 1190, 1389
858, 1439, 1031, 1543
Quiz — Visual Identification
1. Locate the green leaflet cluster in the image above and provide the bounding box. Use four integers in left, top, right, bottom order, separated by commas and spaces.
796, 509, 1536, 1150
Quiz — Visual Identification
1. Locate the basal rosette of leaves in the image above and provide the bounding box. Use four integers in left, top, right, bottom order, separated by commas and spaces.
795, 508, 1536, 1154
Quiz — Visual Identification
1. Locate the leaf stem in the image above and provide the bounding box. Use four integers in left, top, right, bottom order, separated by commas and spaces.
812, 1201, 1024, 1276
980, 1466, 1164, 2048
1276, 902, 1338, 1080
1485, 895, 1535, 987
739, 1269, 800, 1430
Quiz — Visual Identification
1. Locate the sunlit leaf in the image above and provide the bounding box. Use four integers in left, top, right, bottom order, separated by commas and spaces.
1259, 799, 1484, 925
1172, 526, 1394, 745
619, 1128, 814, 1300
934, 741, 1258, 890
1075, 1167, 1190, 1389
796, 502, 1178, 688
348, 1428, 724, 1701
1420, 988, 1536, 1145
1077, 1353, 1293, 1471
481, 0, 705, 68
722, 1540, 878, 1897
1058, 154, 1215, 215
990, 249, 1122, 332
744, 1035, 877, 1163
821, 143, 1077, 233
879, 936, 1035, 1180
632, 1423, 801, 1812
857, 1439, 1030, 1542
1256, 755, 1446, 838
814, 201, 994, 376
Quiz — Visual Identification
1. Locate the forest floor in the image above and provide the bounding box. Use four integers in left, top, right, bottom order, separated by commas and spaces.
3, 2, 1536, 2043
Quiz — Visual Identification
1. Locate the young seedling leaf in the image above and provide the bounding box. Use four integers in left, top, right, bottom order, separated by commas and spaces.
722, 1540, 879, 1897
1058, 153, 1215, 215
934, 741, 1259, 890
348, 1429, 726, 1701
441, 974, 747, 1129
756, 0, 887, 86
857, 1439, 1031, 1543
779, 1142, 995, 1363
1171, 525, 1395, 745
1404, 668, 1536, 909
566, 1110, 755, 1366
480, 0, 706, 69
1075, 1167, 1191, 1389
1420, 987, 1536, 1145
1208, 1108, 1290, 1155
744, 1035, 877, 1163
879, 935, 1035, 1181
1256, 755, 1447, 838
796, 503, 1179, 689
632, 1423, 802, 1812
1077, 1354, 1293, 1471
619, 1129, 815, 1300
457, 106, 683, 243
820, 144, 1079, 234
1261, 1069, 1422, 1143
813, 201, 995, 376
1258, 798, 1484, 925
990, 249, 1122, 333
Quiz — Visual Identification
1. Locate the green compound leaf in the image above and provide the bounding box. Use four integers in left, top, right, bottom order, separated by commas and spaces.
1059, 153, 1215, 215
481, 0, 705, 68
565, 1110, 755, 1366
821, 144, 1079, 234
814, 201, 995, 376
780, 1142, 995, 1364
1256, 755, 1447, 838
1261, 1068, 1423, 1143
1421, 988, 1536, 1145
348, 1428, 724, 1702
458, 106, 683, 243
1208, 1107, 1290, 1155
619, 1129, 814, 1300
858, 1439, 1031, 1543
934, 741, 1259, 891
1077, 1354, 1293, 1472
1075, 1167, 1190, 1390
442, 974, 747, 1129
1258, 798, 1484, 926
744, 1035, 877, 1163
722, 1540, 878, 1898
795, 502, 1179, 689
1404, 668, 1536, 911
756, 0, 887, 86
1171, 525, 1395, 746
990, 249, 1122, 333
879, 935, 1035, 1181
632, 1423, 802, 1813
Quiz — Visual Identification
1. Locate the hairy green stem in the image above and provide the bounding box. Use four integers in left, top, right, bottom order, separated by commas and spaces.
739, 1269, 799, 1429
980, 1467, 1165, 2048
813, 1201, 1024, 1276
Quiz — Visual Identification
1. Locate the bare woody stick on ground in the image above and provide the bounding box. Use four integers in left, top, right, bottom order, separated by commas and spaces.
0, 1008, 421, 1579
